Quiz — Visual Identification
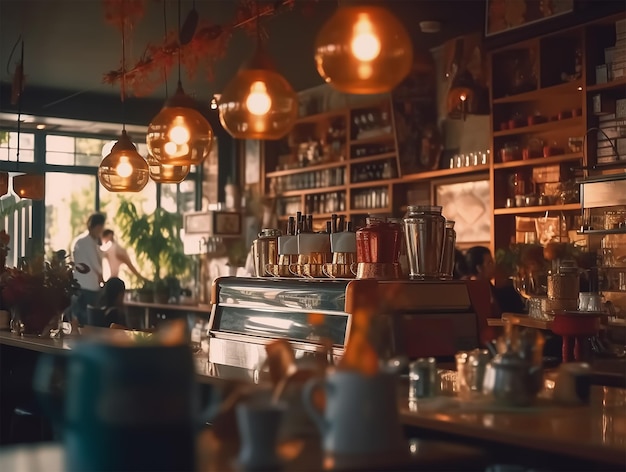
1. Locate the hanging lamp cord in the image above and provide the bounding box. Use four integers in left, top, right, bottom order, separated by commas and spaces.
15, 40, 24, 169
163, 0, 168, 98
121, 1, 127, 132
177, 0, 182, 86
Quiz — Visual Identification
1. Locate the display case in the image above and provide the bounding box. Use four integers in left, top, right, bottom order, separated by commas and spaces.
578, 173, 626, 308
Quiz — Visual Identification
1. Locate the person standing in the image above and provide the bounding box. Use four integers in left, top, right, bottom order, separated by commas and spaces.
70, 213, 105, 325
100, 229, 143, 282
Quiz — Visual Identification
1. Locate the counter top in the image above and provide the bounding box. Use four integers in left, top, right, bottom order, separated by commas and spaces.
2, 331, 625, 466
399, 387, 626, 467
125, 300, 212, 313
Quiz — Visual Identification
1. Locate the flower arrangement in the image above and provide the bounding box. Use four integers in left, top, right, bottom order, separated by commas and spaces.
0, 249, 89, 335
0, 229, 9, 274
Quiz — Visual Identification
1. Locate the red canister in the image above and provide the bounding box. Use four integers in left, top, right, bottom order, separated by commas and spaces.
356, 218, 401, 264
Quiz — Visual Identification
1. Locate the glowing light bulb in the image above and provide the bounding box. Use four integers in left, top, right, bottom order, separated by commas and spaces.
246, 81, 272, 116
164, 141, 177, 155
351, 14, 381, 62
459, 93, 467, 102
116, 156, 133, 178
169, 123, 190, 145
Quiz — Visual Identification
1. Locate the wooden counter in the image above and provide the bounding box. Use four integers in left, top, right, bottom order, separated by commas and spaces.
124, 301, 212, 329
399, 388, 626, 467
1, 331, 625, 468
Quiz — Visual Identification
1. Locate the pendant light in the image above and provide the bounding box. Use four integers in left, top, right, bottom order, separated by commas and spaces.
218, 1, 297, 140
447, 69, 475, 121
147, 154, 189, 183
98, 4, 149, 193
314, 4, 413, 94
12, 40, 45, 201
146, 0, 213, 166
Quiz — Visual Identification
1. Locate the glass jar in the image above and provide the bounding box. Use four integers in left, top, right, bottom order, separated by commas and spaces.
355, 217, 402, 264
547, 260, 580, 303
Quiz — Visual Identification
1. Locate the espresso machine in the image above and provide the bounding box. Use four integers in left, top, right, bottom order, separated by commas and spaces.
208, 277, 479, 377
207, 207, 478, 377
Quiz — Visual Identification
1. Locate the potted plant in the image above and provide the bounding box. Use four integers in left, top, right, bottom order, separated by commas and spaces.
115, 200, 190, 303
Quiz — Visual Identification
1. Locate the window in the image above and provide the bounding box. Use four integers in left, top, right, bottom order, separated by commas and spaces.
44, 172, 97, 256
0, 126, 201, 269
0, 132, 35, 162
46, 135, 110, 166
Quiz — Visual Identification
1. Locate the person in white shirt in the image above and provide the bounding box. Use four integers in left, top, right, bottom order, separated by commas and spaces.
100, 229, 143, 282
70, 213, 105, 325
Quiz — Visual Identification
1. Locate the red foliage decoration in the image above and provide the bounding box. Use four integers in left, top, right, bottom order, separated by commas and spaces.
102, 0, 313, 97
103, 0, 147, 31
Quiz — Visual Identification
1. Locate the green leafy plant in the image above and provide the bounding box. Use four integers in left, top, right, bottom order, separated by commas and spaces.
115, 200, 190, 292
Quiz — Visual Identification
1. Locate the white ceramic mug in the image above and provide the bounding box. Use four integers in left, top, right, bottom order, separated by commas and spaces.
553, 362, 592, 405
302, 371, 405, 456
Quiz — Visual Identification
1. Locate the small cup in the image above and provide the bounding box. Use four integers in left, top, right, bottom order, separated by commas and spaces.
322, 263, 354, 279
553, 363, 592, 405
236, 399, 286, 470
332, 252, 356, 265
578, 292, 604, 312
515, 195, 526, 207
505, 197, 515, 208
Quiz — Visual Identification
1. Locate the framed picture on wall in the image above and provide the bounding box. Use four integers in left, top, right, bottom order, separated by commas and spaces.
485, 0, 574, 37
434, 178, 491, 246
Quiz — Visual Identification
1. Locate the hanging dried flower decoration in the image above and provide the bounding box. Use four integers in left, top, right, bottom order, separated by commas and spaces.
102, 0, 147, 31
102, 0, 315, 97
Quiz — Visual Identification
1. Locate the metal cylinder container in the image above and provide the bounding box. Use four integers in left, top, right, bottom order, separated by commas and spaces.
439, 220, 456, 279
252, 228, 282, 277
403, 206, 445, 279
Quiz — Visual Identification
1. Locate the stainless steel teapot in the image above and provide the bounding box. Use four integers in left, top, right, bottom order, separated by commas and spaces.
482, 340, 543, 407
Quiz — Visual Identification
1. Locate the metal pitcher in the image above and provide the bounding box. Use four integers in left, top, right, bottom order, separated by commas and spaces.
252, 228, 281, 277
403, 206, 445, 279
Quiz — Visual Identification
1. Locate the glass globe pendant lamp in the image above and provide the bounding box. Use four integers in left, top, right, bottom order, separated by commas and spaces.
146, 81, 214, 166
314, 5, 413, 94
447, 70, 475, 120
0, 172, 8, 197
219, 47, 297, 140
98, 130, 149, 192
147, 153, 190, 184
13, 173, 45, 200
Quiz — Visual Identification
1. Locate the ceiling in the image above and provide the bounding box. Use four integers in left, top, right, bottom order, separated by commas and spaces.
0, 0, 486, 130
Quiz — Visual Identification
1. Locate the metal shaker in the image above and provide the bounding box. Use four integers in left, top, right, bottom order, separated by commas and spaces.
252, 228, 281, 277
439, 220, 456, 279
403, 206, 445, 279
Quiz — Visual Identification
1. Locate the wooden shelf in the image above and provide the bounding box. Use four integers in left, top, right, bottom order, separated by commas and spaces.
493, 153, 583, 169
493, 116, 584, 137
494, 203, 581, 215
401, 164, 490, 183
349, 133, 395, 146
577, 228, 626, 235
586, 77, 626, 93
295, 109, 348, 124
349, 152, 396, 164
273, 185, 345, 198
350, 207, 393, 215
350, 179, 394, 189
265, 160, 346, 178
492, 80, 583, 104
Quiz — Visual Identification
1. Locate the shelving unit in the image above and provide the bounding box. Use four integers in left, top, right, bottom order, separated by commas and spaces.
260, 12, 625, 250
487, 13, 626, 252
